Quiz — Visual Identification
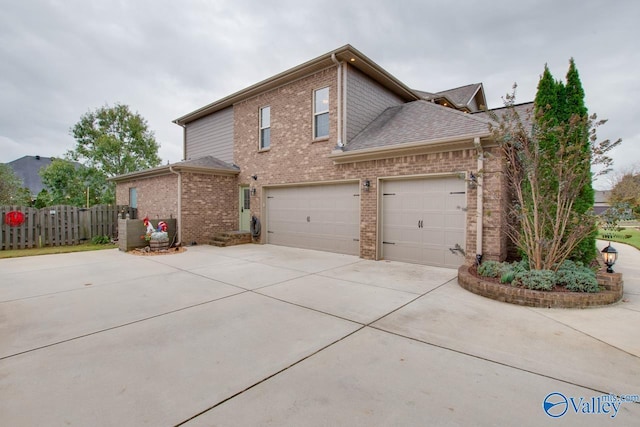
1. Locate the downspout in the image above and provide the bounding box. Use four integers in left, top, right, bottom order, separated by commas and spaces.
169, 166, 182, 246
330, 53, 343, 149
343, 62, 348, 145
475, 137, 483, 265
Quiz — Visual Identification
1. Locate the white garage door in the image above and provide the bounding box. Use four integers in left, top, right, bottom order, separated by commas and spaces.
381, 176, 467, 268
266, 183, 360, 255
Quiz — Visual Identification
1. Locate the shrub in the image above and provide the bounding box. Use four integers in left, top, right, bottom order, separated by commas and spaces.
91, 235, 111, 245
478, 260, 504, 278
555, 260, 599, 293
513, 270, 555, 291
500, 260, 528, 284
500, 270, 516, 284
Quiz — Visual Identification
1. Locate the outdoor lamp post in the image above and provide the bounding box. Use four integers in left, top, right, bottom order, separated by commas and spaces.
601, 243, 618, 273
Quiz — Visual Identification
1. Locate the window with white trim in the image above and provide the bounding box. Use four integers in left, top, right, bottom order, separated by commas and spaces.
259, 106, 270, 150
313, 87, 329, 139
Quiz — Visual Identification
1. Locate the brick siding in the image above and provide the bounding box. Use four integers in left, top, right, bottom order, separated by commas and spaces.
180, 172, 238, 244
115, 171, 238, 245
233, 66, 509, 264
117, 65, 511, 264
115, 174, 178, 220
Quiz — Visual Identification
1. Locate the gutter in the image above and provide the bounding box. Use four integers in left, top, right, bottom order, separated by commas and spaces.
331, 53, 343, 149
475, 137, 483, 265
169, 166, 182, 246
109, 165, 239, 182
328, 132, 492, 163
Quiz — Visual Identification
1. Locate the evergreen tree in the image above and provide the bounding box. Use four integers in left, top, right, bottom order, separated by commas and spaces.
532, 60, 596, 265
564, 58, 596, 264
534, 65, 562, 127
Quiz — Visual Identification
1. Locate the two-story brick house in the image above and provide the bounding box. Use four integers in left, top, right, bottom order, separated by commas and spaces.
113, 44, 522, 268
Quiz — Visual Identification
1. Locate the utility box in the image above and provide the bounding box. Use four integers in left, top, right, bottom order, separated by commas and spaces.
118, 218, 177, 251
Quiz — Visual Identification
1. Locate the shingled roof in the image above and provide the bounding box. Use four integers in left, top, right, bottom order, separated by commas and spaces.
7, 155, 53, 196
110, 155, 239, 182
473, 102, 535, 131
414, 83, 485, 112
435, 83, 483, 107
344, 100, 493, 152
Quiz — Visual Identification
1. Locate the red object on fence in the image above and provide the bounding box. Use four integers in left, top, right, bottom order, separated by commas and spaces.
5, 211, 25, 227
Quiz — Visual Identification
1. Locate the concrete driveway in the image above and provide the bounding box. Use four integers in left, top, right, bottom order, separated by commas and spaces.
1, 243, 638, 426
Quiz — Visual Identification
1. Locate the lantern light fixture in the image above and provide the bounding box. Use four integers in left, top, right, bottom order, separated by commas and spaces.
601, 242, 618, 273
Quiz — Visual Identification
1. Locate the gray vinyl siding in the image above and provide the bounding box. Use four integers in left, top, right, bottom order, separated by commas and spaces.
185, 107, 234, 163
467, 97, 479, 112
345, 66, 405, 143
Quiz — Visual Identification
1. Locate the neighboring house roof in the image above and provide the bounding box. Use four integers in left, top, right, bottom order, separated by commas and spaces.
7, 155, 53, 196
174, 44, 420, 125
110, 155, 240, 182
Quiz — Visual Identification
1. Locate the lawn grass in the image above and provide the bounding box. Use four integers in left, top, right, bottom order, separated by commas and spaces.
0, 243, 117, 259
598, 227, 640, 250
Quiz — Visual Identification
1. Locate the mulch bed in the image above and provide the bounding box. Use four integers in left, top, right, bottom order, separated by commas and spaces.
128, 246, 187, 256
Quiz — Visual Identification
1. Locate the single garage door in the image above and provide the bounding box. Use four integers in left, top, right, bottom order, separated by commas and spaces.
266, 183, 360, 255
381, 176, 467, 268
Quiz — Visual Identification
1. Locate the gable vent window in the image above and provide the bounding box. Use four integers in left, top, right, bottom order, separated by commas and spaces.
259, 106, 270, 150
313, 87, 329, 139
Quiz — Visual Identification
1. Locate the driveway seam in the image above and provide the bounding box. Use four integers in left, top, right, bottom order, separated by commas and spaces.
0, 290, 248, 361
528, 309, 640, 359
173, 326, 366, 426
0, 266, 190, 304
367, 325, 623, 399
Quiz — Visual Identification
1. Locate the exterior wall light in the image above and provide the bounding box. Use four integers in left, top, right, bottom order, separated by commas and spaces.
251, 188, 257, 196
251, 174, 258, 180
468, 171, 478, 189
601, 243, 618, 273
362, 179, 371, 192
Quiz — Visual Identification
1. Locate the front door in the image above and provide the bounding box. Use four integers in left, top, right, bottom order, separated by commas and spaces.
239, 186, 251, 231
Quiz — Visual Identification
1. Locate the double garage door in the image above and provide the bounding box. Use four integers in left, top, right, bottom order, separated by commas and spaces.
264, 177, 466, 268
265, 183, 360, 255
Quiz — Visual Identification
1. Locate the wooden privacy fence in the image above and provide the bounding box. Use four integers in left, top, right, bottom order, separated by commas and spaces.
0, 205, 137, 250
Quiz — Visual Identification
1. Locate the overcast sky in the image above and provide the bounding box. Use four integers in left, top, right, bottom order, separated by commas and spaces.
2, 0, 638, 188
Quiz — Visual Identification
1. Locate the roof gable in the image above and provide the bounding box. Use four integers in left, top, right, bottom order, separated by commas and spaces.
415, 83, 487, 112
174, 45, 419, 125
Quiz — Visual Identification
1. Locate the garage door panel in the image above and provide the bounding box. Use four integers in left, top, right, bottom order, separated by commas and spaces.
382, 176, 467, 268
422, 213, 445, 228
422, 229, 445, 245
445, 214, 465, 228
266, 183, 359, 256
384, 243, 422, 264
422, 247, 445, 266
444, 230, 465, 246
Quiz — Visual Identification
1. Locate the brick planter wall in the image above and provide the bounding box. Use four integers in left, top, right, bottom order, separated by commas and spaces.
457, 265, 624, 308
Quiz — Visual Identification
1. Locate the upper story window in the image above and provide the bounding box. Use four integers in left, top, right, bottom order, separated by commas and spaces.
259, 106, 270, 150
313, 87, 329, 139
